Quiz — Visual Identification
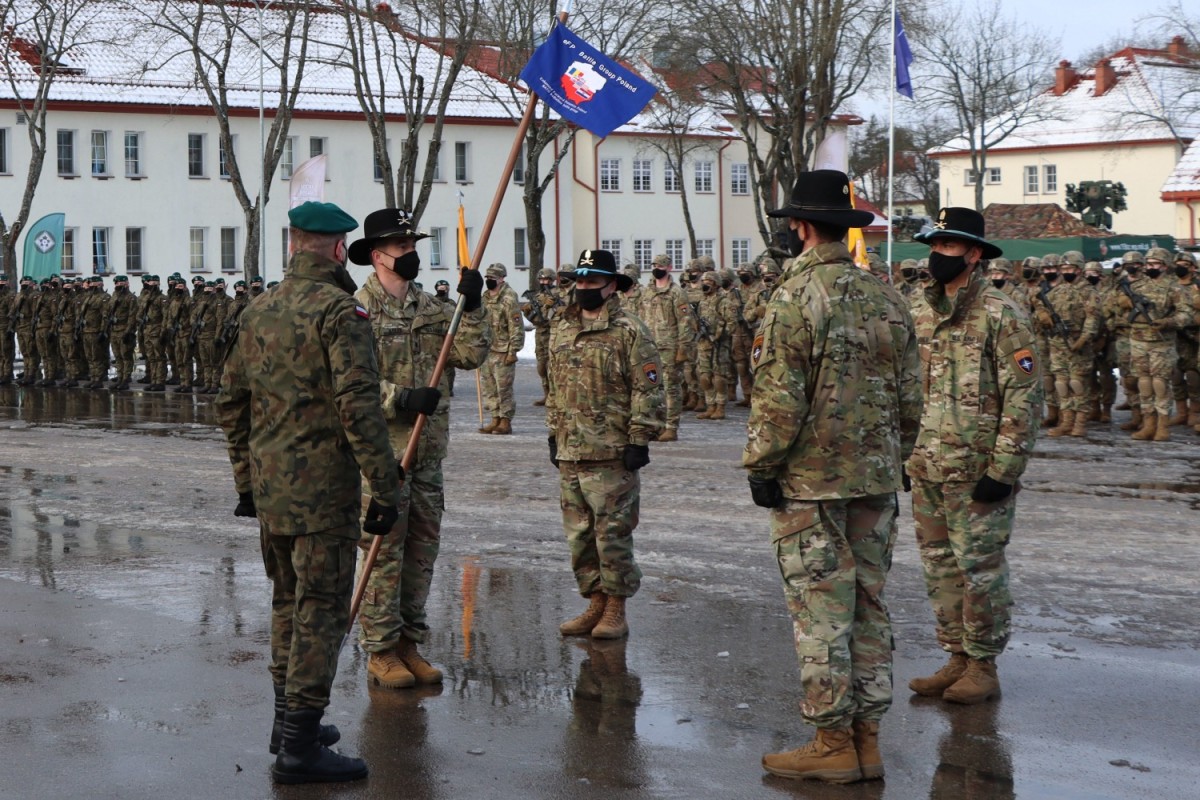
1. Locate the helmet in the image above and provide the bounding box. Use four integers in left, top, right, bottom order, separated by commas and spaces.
1062, 251, 1085, 267
652, 254, 671, 267
1083, 261, 1103, 274
1022, 256, 1043, 269
538, 268, 555, 281
696, 255, 716, 271
1145, 247, 1172, 264
760, 259, 783, 276
622, 264, 640, 282
987, 258, 1012, 275
720, 267, 736, 285
700, 270, 719, 286
1175, 251, 1197, 267
1041, 253, 1063, 267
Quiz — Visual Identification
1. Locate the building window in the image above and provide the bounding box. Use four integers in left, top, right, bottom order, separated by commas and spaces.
280, 136, 295, 179
428, 227, 444, 267
731, 163, 749, 195
732, 238, 751, 266
90, 130, 109, 176
61, 228, 76, 273
189, 227, 206, 272
1043, 164, 1057, 194
600, 238, 623, 264
632, 159, 652, 192
1024, 166, 1038, 195
373, 146, 385, 182
57, 130, 75, 176
125, 227, 143, 273
664, 158, 680, 193
986, 167, 1001, 185
514, 228, 527, 268
187, 133, 205, 178
600, 158, 621, 192
92, 228, 110, 274
696, 239, 714, 258
219, 135, 235, 180
221, 228, 237, 272
124, 132, 143, 177
454, 142, 470, 182
665, 239, 684, 268
694, 161, 713, 193
309, 136, 327, 177
0, 128, 7, 173
513, 143, 526, 185
633, 239, 654, 270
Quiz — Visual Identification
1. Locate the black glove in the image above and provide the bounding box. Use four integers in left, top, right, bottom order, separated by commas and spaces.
397, 386, 442, 416
233, 491, 256, 518
902, 468, 912, 493
622, 443, 650, 472
363, 497, 400, 535
457, 268, 484, 313
971, 475, 1013, 504
548, 435, 559, 467
748, 476, 784, 509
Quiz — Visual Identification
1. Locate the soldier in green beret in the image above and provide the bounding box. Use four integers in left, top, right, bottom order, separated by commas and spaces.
108, 276, 139, 390
216, 201, 402, 785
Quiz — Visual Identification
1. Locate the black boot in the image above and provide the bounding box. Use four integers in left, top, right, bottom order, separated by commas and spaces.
270, 685, 340, 755
272, 708, 366, 785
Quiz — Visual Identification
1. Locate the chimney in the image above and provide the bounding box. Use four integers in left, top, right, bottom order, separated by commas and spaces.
1093, 58, 1117, 96
1167, 35, 1190, 58
1053, 60, 1076, 95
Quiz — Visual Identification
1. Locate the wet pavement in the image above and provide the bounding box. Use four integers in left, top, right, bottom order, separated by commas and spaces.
1, 374, 1199, 799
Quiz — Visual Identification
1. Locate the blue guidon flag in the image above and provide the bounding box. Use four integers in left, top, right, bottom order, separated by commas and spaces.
519, 24, 658, 139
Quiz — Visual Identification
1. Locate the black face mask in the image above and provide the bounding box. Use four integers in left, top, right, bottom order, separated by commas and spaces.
651, 267, 668, 280
786, 227, 803, 257
1125, 268, 1141, 278
1022, 268, 1038, 280
901, 268, 917, 282
1062, 273, 1078, 283
235, 289, 245, 296
1043, 272, 1059, 282
1086, 275, 1101, 285
928, 251, 969, 285
1175, 266, 1191, 278
1146, 268, 1162, 279
575, 287, 607, 311
739, 274, 753, 285
436, 289, 448, 298
992, 279, 1007, 289
539, 283, 552, 292
918, 271, 930, 282
701, 284, 715, 294
388, 251, 420, 281
485, 278, 498, 291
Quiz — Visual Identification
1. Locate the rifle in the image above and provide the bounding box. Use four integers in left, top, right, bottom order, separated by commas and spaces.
1037, 281, 1071, 342
1117, 278, 1155, 324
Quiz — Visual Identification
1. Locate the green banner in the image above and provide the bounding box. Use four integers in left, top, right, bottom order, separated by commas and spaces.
884, 234, 1178, 264
22, 213, 65, 280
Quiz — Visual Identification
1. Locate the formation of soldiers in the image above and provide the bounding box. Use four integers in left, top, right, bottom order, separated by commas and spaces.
0, 272, 267, 393
892, 248, 1200, 440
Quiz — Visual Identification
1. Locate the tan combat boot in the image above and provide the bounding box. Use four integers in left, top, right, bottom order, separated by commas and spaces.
395, 637, 443, 685
761, 728, 862, 784
532, 397, 546, 407
908, 652, 969, 697
591, 595, 629, 639
1189, 400, 1200, 427
1069, 412, 1088, 437
656, 428, 678, 442
1119, 407, 1142, 431
1087, 400, 1102, 422
736, 397, 752, 408
1115, 399, 1131, 411
1169, 399, 1189, 426
492, 418, 512, 435
1153, 412, 1171, 442
1100, 404, 1112, 423
696, 405, 713, 419
1042, 405, 1059, 428
367, 651, 416, 689
943, 658, 1000, 704
478, 417, 500, 434
851, 720, 884, 780
1131, 410, 1157, 440
709, 403, 726, 421
559, 593, 606, 636
1047, 409, 1074, 437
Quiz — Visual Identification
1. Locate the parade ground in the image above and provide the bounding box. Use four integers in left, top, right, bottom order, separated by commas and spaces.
1, 365, 1198, 800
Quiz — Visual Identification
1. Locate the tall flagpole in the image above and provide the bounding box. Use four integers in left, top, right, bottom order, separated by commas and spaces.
886, 0, 896, 280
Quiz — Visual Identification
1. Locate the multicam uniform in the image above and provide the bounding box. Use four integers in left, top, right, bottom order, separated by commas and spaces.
1118, 261, 1191, 439
730, 266, 765, 406
1031, 270, 1099, 437
744, 241, 921, 730
694, 270, 732, 419
479, 266, 524, 429
520, 269, 562, 404
636, 269, 695, 436
1170, 254, 1200, 427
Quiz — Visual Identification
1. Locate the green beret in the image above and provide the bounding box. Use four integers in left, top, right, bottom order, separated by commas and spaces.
192, 276, 204, 284
267, 281, 280, 288
205, 280, 215, 287
288, 201, 357, 234
114, 275, 128, 283
234, 280, 247, 288
214, 277, 226, 285
251, 275, 263, 283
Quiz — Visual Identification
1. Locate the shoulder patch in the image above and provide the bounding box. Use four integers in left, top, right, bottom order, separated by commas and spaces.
643, 363, 659, 384
1014, 348, 1035, 375
355, 305, 370, 319
751, 333, 765, 366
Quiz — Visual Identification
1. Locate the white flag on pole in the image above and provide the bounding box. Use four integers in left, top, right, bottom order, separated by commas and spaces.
812, 129, 848, 172
288, 155, 327, 208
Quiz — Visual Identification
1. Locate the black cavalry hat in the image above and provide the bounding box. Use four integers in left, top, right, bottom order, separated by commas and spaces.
568, 249, 632, 291
766, 169, 875, 228
348, 208, 430, 266
915, 207, 1003, 259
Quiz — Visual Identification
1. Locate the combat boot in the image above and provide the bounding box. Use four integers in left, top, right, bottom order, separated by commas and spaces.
690, 395, 706, 412
1119, 408, 1142, 431
709, 403, 726, 420
851, 719, 884, 780
591, 595, 628, 639
272, 708, 368, 784
1169, 399, 1189, 426
655, 428, 678, 442
1100, 404, 1112, 423
1087, 400, 1102, 422
560, 593, 607, 636
943, 658, 1000, 704
1115, 399, 1131, 411
736, 397, 752, 408
492, 417, 512, 435
1131, 410, 1157, 441
1189, 400, 1200, 428
395, 637, 443, 685
166, 375, 179, 385
1069, 412, 1088, 437
1046, 410, 1074, 437
532, 397, 546, 406
478, 417, 500, 434
367, 651, 416, 689
270, 684, 340, 755
908, 652, 968, 697
1042, 405, 1059, 428
696, 405, 713, 419
1153, 412, 1171, 442
761, 727, 861, 784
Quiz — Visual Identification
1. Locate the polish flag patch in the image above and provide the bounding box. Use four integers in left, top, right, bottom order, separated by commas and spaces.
355, 305, 370, 319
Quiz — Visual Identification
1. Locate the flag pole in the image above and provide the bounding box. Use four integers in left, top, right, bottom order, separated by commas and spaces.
886, 0, 897, 280
347, 7, 571, 637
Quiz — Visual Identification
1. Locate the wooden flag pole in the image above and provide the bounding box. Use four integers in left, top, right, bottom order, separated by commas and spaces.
347, 11, 566, 636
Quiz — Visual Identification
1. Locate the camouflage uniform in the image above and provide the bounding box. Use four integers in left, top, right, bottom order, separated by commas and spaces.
192, 286, 220, 391
1029, 255, 1064, 424
80, 281, 112, 386
50, 281, 76, 385
638, 256, 695, 435
0, 279, 13, 382
168, 281, 194, 389
718, 267, 740, 400
1031, 253, 1099, 435
1083, 262, 1116, 419
620, 264, 643, 311
743, 241, 921, 729
907, 266, 1041, 661
215, 249, 401, 713
1118, 250, 1191, 431
520, 268, 562, 403
354, 274, 490, 650
108, 277, 139, 388
33, 281, 61, 383
547, 294, 664, 599
1170, 253, 1200, 426
1105, 254, 1143, 419
730, 264, 765, 405
694, 270, 732, 417
139, 277, 169, 389
12, 279, 39, 384
479, 264, 524, 425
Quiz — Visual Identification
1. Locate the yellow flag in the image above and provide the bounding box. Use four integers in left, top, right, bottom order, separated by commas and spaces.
847, 180, 868, 268
457, 203, 471, 268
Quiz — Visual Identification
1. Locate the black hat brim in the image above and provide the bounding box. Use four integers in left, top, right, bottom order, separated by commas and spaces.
348, 230, 431, 266
766, 206, 876, 228
914, 229, 1003, 259
565, 269, 632, 292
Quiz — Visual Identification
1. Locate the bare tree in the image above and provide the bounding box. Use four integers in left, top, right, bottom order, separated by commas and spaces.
914, 2, 1059, 211
326, 0, 482, 217
133, 0, 313, 280
0, 0, 113, 280
849, 114, 952, 219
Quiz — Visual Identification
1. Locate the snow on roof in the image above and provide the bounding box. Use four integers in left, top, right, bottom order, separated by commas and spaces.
1162, 139, 1200, 195
932, 48, 1200, 155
